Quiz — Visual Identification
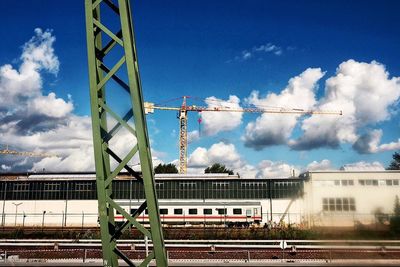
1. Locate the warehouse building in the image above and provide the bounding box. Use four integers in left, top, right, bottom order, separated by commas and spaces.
301, 168, 400, 227
0, 169, 399, 228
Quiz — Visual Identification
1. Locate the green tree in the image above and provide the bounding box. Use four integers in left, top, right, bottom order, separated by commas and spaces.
390, 195, 400, 233
204, 163, 234, 175
154, 163, 178, 174
387, 152, 400, 170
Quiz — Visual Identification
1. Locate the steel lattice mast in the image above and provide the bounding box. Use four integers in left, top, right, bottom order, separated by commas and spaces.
85, 0, 167, 266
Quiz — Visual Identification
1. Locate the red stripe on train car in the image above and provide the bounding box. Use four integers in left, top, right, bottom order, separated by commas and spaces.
114, 215, 262, 220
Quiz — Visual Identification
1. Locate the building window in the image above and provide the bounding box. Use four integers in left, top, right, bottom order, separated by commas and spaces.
323, 197, 356, 212
174, 208, 183, 215
44, 183, 59, 191
335, 198, 342, 211
13, 183, 29, 192
386, 180, 393, 186
323, 199, 329, 211
233, 208, 242, 215
341, 180, 354, 186
394, 180, 399, 186
334, 180, 340, 186
160, 209, 168, 215
188, 209, 197, 215
359, 179, 379, 186
203, 208, 212, 215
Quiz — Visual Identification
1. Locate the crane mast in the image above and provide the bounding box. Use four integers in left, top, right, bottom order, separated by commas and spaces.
145, 97, 342, 174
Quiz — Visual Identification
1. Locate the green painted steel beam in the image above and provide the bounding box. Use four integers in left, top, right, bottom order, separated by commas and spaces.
85, 0, 168, 266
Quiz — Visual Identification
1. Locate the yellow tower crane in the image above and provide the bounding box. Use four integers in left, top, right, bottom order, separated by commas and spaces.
145, 96, 342, 174
0, 145, 56, 158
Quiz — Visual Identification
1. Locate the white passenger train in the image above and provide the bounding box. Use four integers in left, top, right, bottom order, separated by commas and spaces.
115, 201, 262, 227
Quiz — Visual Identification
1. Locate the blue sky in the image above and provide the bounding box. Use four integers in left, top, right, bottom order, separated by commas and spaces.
0, 0, 399, 176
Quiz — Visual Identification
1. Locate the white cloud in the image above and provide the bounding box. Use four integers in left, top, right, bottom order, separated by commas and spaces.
243, 68, 324, 149
0, 29, 91, 171
188, 142, 242, 169
187, 130, 200, 143
353, 129, 400, 154
306, 159, 333, 171
28, 92, 73, 118
187, 142, 299, 178
291, 60, 400, 151
232, 42, 283, 62
341, 161, 385, 171
21, 28, 59, 74
200, 95, 243, 136
1, 164, 11, 171
0, 29, 167, 173
255, 160, 298, 178
254, 43, 283, 56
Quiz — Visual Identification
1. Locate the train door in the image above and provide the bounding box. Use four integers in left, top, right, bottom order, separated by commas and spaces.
253, 207, 260, 224
246, 209, 252, 217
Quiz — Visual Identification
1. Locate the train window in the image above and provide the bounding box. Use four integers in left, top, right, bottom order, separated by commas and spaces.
217, 208, 227, 215
203, 208, 212, 215
160, 209, 168, 215
174, 208, 183, 215
233, 208, 242, 215
188, 209, 197, 215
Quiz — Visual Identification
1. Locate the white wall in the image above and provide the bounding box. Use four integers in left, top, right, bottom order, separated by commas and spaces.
303, 171, 400, 227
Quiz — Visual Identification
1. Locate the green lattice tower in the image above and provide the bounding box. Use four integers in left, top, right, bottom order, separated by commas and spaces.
85, 0, 167, 266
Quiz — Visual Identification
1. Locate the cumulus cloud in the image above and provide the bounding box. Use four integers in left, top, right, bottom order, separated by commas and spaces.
306, 159, 333, 171
28, 92, 73, 118
200, 95, 243, 136
0, 29, 91, 172
243, 68, 324, 150
290, 60, 400, 151
0, 28, 59, 109
340, 161, 385, 171
187, 130, 200, 144
255, 160, 298, 178
187, 142, 300, 178
0, 29, 167, 173
353, 129, 400, 154
188, 142, 243, 169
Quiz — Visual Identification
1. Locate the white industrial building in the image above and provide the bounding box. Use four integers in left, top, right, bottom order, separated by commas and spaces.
0, 169, 399, 228
301, 169, 400, 227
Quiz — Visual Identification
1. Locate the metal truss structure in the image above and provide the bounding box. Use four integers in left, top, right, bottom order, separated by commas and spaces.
85, 0, 167, 266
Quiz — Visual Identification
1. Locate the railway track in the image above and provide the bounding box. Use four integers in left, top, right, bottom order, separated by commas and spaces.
0, 240, 399, 266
